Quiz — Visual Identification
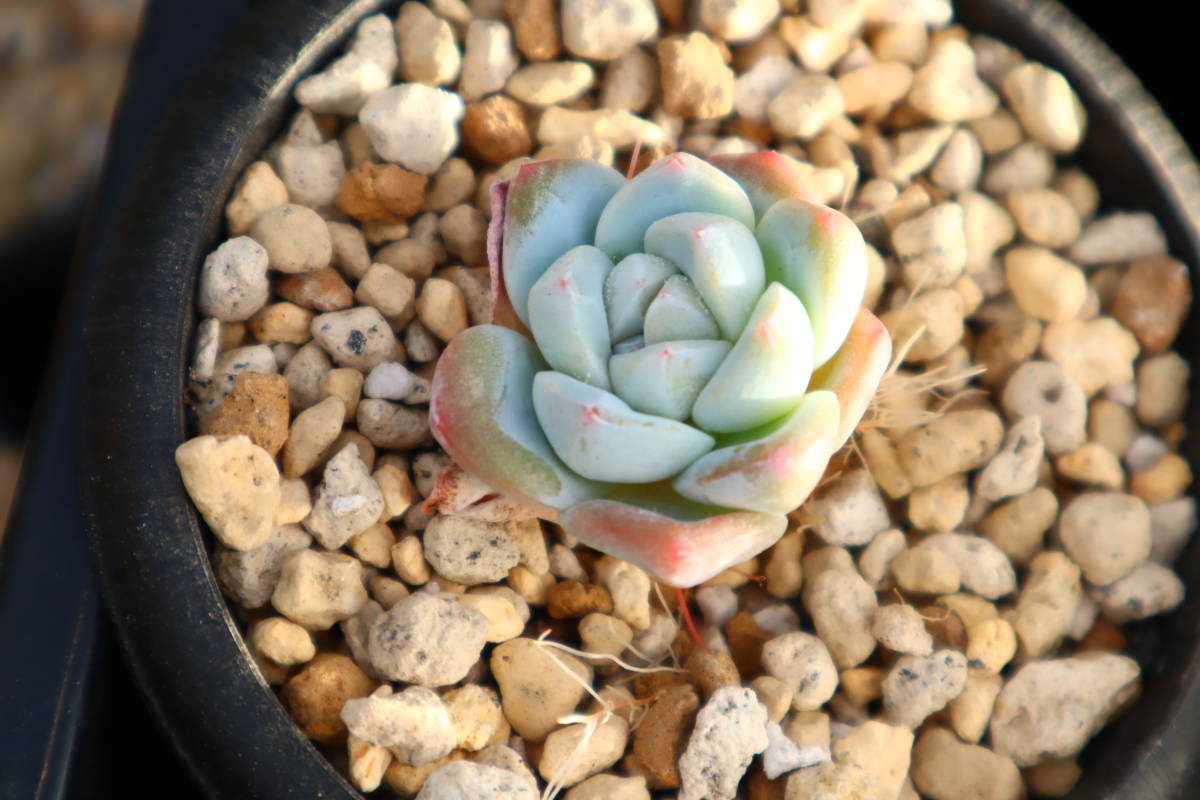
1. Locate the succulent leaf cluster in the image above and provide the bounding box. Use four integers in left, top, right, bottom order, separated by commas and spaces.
431, 152, 891, 586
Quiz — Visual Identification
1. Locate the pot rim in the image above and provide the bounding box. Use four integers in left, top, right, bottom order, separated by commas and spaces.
82, 1, 1200, 798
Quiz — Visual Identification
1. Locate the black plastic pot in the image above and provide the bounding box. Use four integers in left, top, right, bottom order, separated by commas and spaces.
83, 1, 1200, 798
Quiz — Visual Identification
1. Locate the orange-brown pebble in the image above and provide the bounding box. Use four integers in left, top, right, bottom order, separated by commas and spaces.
281, 653, 375, 744
198, 372, 289, 456
505, 0, 561, 61
725, 609, 769, 676
1077, 616, 1128, 653
277, 268, 355, 312
633, 670, 692, 699
459, 95, 533, 167
685, 647, 741, 697
746, 766, 787, 800
545, 580, 613, 618
1111, 254, 1192, 354
1130, 453, 1192, 505
633, 683, 700, 789
337, 162, 428, 223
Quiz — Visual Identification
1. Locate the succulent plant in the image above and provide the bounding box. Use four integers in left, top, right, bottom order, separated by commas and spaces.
430, 151, 891, 587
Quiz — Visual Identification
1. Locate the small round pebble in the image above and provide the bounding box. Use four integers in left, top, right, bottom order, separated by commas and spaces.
272, 549, 368, 630
872, 604, 934, 656
1001, 361, 1087, 455
1059, 492, 1151, 586
911, 727, 1024, 800
198, 237, 270, 322
562, 0, 658, 61
250, 203, 332, 274
761, 631, 839, 711
491, 637, 593, 742
282, 653, 375, 743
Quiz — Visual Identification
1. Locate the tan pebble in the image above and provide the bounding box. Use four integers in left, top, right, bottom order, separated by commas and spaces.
1053, 167, 1099, 223
602, 46, 657, 113
1088, 398, 1137, 456
891, 544, 961, 595
318, 368, 362, 424
868, 21, 927, 65
539, 715, 629, 788
633, 684, 700, 789
880, 287, 964, 362
840, 667, 884, 706
392, 533, 432, 585
765, 530, 803, 599
424, 158, 476, 213
966, 618, 1016, 673
395, 3, 460, 86
506, 61, 594, 106
347, 734, 392, 793
491, 637, 593, 741
176, 435, 281, 550
578, 612, 633, 658
908, 39, 998, 122
250, 301, 313, 345
385, 749, 464, 796
251, 203, 333, 274
657, 33, 735, 119
506, 0, 561, 61
370, 574, 410, 608
273, 549, 368, 629
837, 61, 913, 114
828, 721, 914, 800
961, 190, 1016, 273
931, 128, 983, 193
252, 616, 317, 666
337, 162, 427, 224
750, 675, 793, 723
947, 670, 1002, 743
897, 409, 1005, 487
276, 478, 313, 525
349, 522, 396, 568
1006, 186, 1080, 248
858, 529, 906, 590
438, 265, 491, 327
439, 204, 489, 266
327, 220, 372, 280
1130, 454, 1192, 505
685, 646, 741, 697
596, 556, 652, 629
911, 727, 1023, 800
357, 399, 429, 450
198, 373, 289, 457
778, 16, 849, 72
1002, 61, 1086, 153
979, 487, 1057, 566
374, 463, 418, 521
767, 73, 844, 140
938, 594, 999, 630
547, 581, 613, 618
1055, 442, 1124, 491
282, 653, 376, 743
1111, 254, 1192, 354
968, 109, 1023, 156
1137, 351, 1189, 429
458, 594, 525, 642
891, 203, 967, 290
459, 19, 519, 101
282, 396, 344, 478
1041, 317, 1140, 397
415, 278, 470, 344
226, 160, 288, 236
860, 429, 912, 499
277, 268, 354, 312
459, 95, 533, 167
907, 474, 968, 532
376, 239, 439, 282
508, 564, 555, 604
1059, 493, 1150, 587
564, 773, 649, 800
1024, 759, 1082, 798
1003, 245, 1086, 322
443, 685, 507, 751
356, 263, 417, 329
983, 140, 1056, 197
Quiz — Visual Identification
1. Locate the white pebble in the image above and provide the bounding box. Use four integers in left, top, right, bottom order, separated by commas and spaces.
1059, 492, 1151, 586
562, 0, 658, 61
417, 761, 538, 800
369, 592, 489, 686
294, 14, 397, 115
423, 516, 523, 584
762, 720, 829, 780
197, 237, 270, 322
359, 84, 465, 175
1093, 561, 1185, 624
311, 306, 399, 371
700, 0, 780, 43
807, 468, 891, 547
733, 55, 799, 124
767, 74, 844, 140
695, 585, 739, 628
215, 523, 311, 608
459, 19, 519, 101
924, 532, 1016, 599
507, 61, 595, 107
975, 415, 1044, 502
990, 653, 1141, 766
872, 604, 934, 656
1002, 62, 1086, 153
303, 444, 384, 549
761, 631, 839, 711
1000, 361, 1087, 455
364, 361, 417, 400
342, 685, 456, 765
1068, 212, 1168, 266
883, 650, 967, 728
678, 687, 770, 800
891, 202, 967, 289
275, 141, 345, 210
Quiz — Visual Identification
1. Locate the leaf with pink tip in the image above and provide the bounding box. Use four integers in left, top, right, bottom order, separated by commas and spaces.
756, 198, 868, 367
691, 283, 815, 434
594, 152, 755, 261
643, 275, 721, 344
502, 159, 625, 326
604, 253, 678, 342
709, 151, 821, 221
560, 487, 788, 587
808, 306, 892, 449
609, 339, 731, 420
527, 245, 614, 390
430, 325, 603, 512
674, 390, 840, 513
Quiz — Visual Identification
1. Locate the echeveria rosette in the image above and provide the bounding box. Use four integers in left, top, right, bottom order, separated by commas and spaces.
431, 152, 892, 587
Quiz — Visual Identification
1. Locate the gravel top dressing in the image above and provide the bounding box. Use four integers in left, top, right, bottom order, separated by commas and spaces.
174, 1, 1192, 798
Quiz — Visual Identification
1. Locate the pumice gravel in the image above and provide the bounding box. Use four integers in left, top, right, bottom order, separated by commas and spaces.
175, 1, 1193, 797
